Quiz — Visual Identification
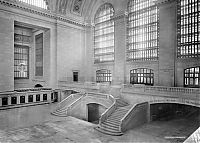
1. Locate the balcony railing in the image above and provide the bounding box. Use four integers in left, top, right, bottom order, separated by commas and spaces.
0, 87, 55, 109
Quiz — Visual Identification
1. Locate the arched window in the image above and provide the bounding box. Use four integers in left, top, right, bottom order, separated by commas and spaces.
127, 0, 159, 61
177, 0, 200, 58
18, 0, 48, 9
184, 67, 200, 88
94, 3, 115, 63
96, 69, 112, 83
130, 68, 154, 85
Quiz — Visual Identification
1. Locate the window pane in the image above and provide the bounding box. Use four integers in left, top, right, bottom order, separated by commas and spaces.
96, 69, 112, 83
17, 0, 48, 9
127, 0, 159, 61
184, 67, 200, 87
94, 4, 115, 63
130, 68, 154, 85
177, 0, 200, 58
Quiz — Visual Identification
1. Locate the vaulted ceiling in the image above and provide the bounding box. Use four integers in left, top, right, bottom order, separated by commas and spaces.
47, 0, 128, 22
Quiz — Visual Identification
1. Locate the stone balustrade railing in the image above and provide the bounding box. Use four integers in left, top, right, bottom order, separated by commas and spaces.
122, 84, 200, 98
0, 88, 55, 108
184, 127, 200, 143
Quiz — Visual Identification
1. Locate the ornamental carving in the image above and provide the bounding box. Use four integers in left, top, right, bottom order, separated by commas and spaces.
72, 0, 84, 15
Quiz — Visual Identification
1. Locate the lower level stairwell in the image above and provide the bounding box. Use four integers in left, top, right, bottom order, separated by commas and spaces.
95, 99, 132, 136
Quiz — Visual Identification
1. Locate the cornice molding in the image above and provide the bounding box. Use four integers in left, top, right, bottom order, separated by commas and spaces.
155, 0, 176, 6
0, 0, 92, 27
112, 13, 125, 21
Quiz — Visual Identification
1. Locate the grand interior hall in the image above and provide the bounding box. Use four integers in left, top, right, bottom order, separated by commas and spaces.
0, 0, 199, 142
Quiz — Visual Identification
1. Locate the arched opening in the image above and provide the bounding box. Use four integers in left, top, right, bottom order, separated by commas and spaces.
34, 84, 43, 88
149, 103, 200, 142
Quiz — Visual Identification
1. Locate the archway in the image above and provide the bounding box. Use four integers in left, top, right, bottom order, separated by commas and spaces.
149, 103, 200, 142
34, 84, 43, 88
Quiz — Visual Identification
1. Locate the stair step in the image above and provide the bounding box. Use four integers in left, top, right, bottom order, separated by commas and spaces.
105, 119, 121, 125
102, 122, 119, 128
110, 112, 127, 117
95, 127, 123, 136
101, 123, 119, 130
51, 112, 67, 117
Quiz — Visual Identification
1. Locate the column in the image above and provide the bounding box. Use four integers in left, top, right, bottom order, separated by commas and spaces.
47, 92, 52, 103
40, 93, 43, 101
113, 13, 126, 85
8, 96, 11, 105
33, 94, 36, 102
25, 94, 29, 103
17, 95, 20, 104
0, 98, 2, 106
158, 0, 177, 86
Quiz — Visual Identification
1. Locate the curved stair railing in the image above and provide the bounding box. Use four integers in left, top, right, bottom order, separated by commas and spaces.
99, 99, 117, 126
52, 92, 115, 117
119, 103, 137, 132
51, 92, 85, 116
120, 102, 148, 133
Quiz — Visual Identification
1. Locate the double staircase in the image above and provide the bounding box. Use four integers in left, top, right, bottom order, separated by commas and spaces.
51, 93, 83, 117
96, 99, 132, 136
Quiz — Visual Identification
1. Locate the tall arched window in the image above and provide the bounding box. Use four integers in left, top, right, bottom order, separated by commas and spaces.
96, 69, 112, 83
130, 68, 154, 85
177, 0, 200, 58
94, 3, 115, 63
127, 0, 159, 61
18, 0, 48, 9
184, 67, 200, 88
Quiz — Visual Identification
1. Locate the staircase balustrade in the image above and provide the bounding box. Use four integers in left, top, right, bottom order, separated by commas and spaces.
122, 84, 200, 99
99, 101, 117, 125
120, 102, 148, 133
184, 127, 200, 143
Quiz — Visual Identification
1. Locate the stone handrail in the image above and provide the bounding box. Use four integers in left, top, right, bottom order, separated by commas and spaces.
56, 93, 83, 110
120, 103, 137, 132
99, 100, 117, 125
122, 84, 200, 97
67, 93, 86, 115
184, 127, 200, 143
120, 102, 148, 133
0, 87, 52, 96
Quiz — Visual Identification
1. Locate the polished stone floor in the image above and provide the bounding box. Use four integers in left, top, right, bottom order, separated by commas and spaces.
0, 103, 199, 143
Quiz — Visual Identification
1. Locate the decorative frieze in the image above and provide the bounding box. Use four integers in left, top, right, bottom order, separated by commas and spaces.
0, 0, 91, 27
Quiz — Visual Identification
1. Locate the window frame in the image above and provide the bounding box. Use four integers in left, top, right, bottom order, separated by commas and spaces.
35, 32, 44, 77
184, 66, 200, 88
130, 68, 154, 85
127, 0, 159, 61
94, 3, 115, 63
14, 44, 30, 79
177, 0, 200, 58
96, 69, 112, 83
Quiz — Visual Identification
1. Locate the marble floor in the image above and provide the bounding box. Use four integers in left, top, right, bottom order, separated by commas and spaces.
0, 103, 199, 143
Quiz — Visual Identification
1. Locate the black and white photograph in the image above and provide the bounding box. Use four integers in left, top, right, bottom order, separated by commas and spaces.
0, 0, 199, 142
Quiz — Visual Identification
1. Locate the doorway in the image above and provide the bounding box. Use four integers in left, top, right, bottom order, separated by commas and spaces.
73, 72, 78, 82
87, 103, 99, 124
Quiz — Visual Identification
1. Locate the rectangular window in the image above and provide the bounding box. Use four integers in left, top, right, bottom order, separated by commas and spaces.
14, 45, 29, 79
36, 94, 40, 102
73, 72, 79, 82
35, 33, 43, 76
20, 96, 25, 104
43, 94, 47, 101
28, 95, 33, 102
11, 97, 17, 105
